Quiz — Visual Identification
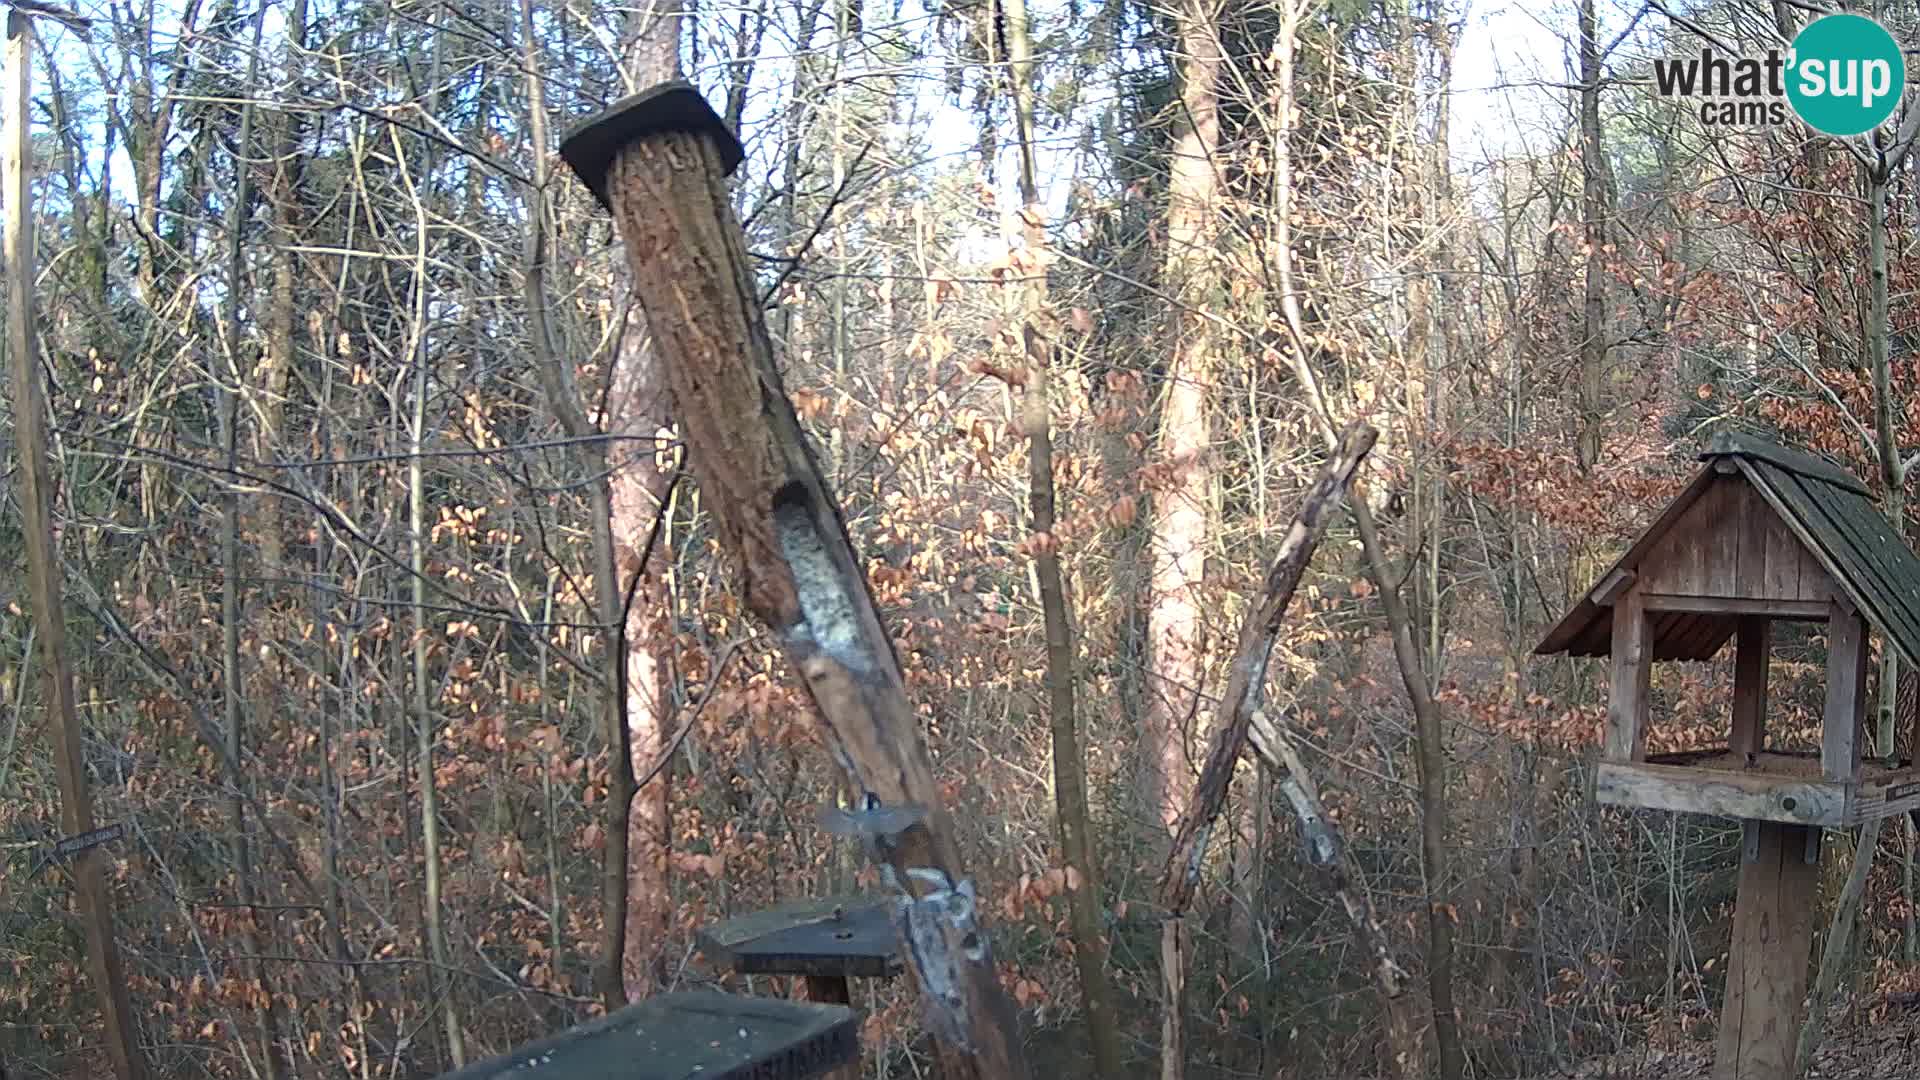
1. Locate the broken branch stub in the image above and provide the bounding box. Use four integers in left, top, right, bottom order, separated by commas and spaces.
1159, 420, 1377, 915
559, 82, 1030, 1080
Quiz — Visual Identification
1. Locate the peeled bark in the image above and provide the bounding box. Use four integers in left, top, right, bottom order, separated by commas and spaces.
577, 111, 1031, 1078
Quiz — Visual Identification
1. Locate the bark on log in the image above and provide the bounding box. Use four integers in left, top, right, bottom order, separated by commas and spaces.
1154, 421, 1374, 1080
562, 84, 1029, 1079
1158, 420, 1377, 914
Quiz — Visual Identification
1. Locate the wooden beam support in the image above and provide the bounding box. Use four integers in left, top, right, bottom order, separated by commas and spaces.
1607, 590, 1652, 762
1589, 567, 1636, 607
1640, 595, 1828, 619
1824, 602, 1869, 783
1713, 821, 1818, 1080
1731, 617, 1770, 760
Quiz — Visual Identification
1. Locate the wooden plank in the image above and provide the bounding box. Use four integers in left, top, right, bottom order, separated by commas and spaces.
435, 991, 860, 1080
1761, 491, 1806, 601
1588, 567, 1636, 607
1607, 590, 1652, 762
1536, 468, 1720, 656
803, 978, 861, 1080
1594, 761, 1846, 826
1640, 595, 1828, 619
698, 897, 902, 979
1682, 616, 1735, 661
1824, 602, 1869, 782
1847, 769, 1920, 824
1734, 480, 1771, 599
1713, 821, 1818, 1080
1703, 478, 1740, 596
1732, 617, 1770, 759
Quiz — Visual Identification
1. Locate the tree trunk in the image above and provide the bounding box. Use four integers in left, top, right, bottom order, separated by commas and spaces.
1145, 0, 1225, 837
1576, 0, 1605, 471
399, 76, 467, 1061
1000, 0, 1124, 1070
217, 11, 286, 1071
1157, 423, 1378, 1080
516, 0, 638, 1012
1352, 494, 1464, 1080
572, 103, 1032, 1077
609, 0, 684, 1004
4, 16, 146, 1079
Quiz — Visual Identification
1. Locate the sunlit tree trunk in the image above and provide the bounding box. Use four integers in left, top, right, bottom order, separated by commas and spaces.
1000, 0, 1124, 1067
1145, 0, 1223, 838
608, 0, 683, 1003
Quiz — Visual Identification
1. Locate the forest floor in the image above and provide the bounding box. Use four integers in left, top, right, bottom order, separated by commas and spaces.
1530, 1007, 1920, 1078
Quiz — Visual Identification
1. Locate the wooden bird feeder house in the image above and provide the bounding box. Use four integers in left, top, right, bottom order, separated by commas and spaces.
1537, 431, 1920, 1079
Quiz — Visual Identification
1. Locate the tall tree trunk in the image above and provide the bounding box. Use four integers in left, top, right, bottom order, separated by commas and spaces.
518, 0, 644, 1009
1351, 495, 1464, 1080
1576, 0, 1605, 471
609, 0, 683, 1004
4, 16, 146, 1079
1000, 0, 1124, 1069
1801, 158, 1902, 1073
1146, 0, 1224, 836
217, 10, 286, 1072
397, 83, 467, 1062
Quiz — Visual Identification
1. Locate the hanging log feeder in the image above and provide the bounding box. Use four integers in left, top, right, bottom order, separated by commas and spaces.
559, 82, 1031, 1079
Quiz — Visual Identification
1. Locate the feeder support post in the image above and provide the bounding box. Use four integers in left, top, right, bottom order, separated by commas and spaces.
559, 83, 1032, 1080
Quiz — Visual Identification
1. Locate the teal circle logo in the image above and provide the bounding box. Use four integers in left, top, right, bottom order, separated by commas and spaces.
1787, 14, 1905, 136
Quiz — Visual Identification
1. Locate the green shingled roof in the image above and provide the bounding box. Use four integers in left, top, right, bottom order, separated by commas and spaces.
1536, 431, 1920, 670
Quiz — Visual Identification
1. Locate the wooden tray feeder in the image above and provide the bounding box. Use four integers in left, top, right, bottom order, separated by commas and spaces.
432, 991, 858, 1080
698, 896, 903, 1079
1536, 431, 1920, 1079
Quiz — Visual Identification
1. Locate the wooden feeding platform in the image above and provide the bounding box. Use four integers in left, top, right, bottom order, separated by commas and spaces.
696, 897, 901, 1080
433, 991, 858, 1080
1596, 748, 1920, 827
1536, 432, 1920, 1080
698, 895, 904, 988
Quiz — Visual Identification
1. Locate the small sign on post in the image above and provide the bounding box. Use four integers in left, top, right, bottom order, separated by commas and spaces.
33, 822, 126, 876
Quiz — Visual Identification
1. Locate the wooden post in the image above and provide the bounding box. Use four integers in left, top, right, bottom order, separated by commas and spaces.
1606, 589, 1651, 761
560, 84, 1029, 1079
1823, 602, 1868, 782
803, 977, 858, 1080
1731, 616, 1769, 759
1714, 821, 1818, 1080
4, 14, 145, 1079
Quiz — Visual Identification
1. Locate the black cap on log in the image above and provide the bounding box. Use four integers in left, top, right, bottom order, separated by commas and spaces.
559, 79, 745, 212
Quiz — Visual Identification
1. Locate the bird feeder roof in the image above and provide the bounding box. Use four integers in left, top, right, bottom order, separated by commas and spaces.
1535, 431, 1920, 668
